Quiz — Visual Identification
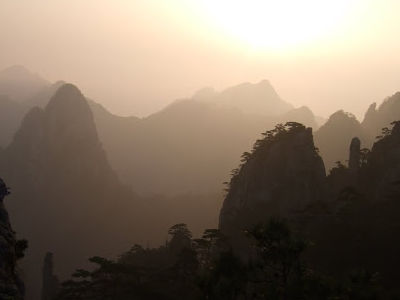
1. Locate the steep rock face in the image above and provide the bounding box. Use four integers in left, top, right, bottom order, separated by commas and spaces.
362, 103, 378, 138
362, 92, 400, 145
0, 84, 133, 299
3, 84, 119, 202
219, 123, 326, 236
0, 178, 23, 299
348, 137, 361, 172
41, 252, 59, 300
315, 110, 367, 171
362, 121, 400, 200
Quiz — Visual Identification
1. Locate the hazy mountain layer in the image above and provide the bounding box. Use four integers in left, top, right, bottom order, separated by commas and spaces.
194, 80, 293, 116
0, 84, 134, 299
314, 110, 368, 170
0, 70, 317, 195
0, 95, 27, 147
0, 65, 49, 102
92, 84, 317, 195
314, 93, 400, 171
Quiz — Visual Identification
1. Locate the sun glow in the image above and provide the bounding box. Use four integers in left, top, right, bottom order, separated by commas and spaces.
196, 0, 359, 50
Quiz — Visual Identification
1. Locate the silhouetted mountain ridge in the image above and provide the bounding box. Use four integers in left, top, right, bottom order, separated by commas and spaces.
0, 83, 134, 300
0, 65, 49, 102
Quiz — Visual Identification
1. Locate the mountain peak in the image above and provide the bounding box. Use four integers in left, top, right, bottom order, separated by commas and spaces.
51, 83, 83, 99
328, 110, 358, 122
0, 65, 49, 102
45, 83, 91, 116
220, 122, 325, 235
258, 79, 273, 87
1, 65, 31, 75
0, 65, 47, 83
217, 80, 293, 116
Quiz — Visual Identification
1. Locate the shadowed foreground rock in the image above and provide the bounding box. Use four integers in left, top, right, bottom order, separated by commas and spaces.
41, 252, 59, 300
220, 122, 326, 239
0, 178, 24, 299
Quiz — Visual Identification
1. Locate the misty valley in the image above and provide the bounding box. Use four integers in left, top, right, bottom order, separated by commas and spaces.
1, 65, 400, 300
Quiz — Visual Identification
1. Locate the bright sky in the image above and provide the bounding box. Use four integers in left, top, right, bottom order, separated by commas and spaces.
1, 0, 400, 119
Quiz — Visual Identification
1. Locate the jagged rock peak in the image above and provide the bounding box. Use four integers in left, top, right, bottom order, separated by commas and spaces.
364, 102, 377, 117
219, 122, 326, 234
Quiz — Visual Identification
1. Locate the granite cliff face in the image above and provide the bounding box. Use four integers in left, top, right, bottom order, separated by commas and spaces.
219, 120, 400, 286
219, 123, 326, 236
0, 178, 24, 299
219, 118, 400, 237
361, 121, 400, 201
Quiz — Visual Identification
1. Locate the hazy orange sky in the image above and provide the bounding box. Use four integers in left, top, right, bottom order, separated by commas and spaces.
1, 0, 400, 119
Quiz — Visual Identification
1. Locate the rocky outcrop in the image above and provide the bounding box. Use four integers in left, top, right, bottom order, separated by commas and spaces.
219, 123, 326, 236
315, 110, 367, 171
41, 252, 59, 300
362, 92, 400, 144
349, 137, 361, 172
0, 178, 24, 299
219, 119, 400, 285
362, 121, 400, 201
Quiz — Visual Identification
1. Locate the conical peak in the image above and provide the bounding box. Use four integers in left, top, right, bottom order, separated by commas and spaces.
45, 83, 91, 118
47, 84, 84, 106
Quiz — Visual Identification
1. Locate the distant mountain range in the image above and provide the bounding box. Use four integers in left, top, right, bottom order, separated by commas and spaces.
2, 65, 400, 298
0, 66, 319, 195
0, 65, 49, 103
1, 66, 400, 189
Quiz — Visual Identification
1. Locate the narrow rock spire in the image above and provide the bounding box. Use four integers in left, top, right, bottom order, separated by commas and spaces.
349, 137, 361, 171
